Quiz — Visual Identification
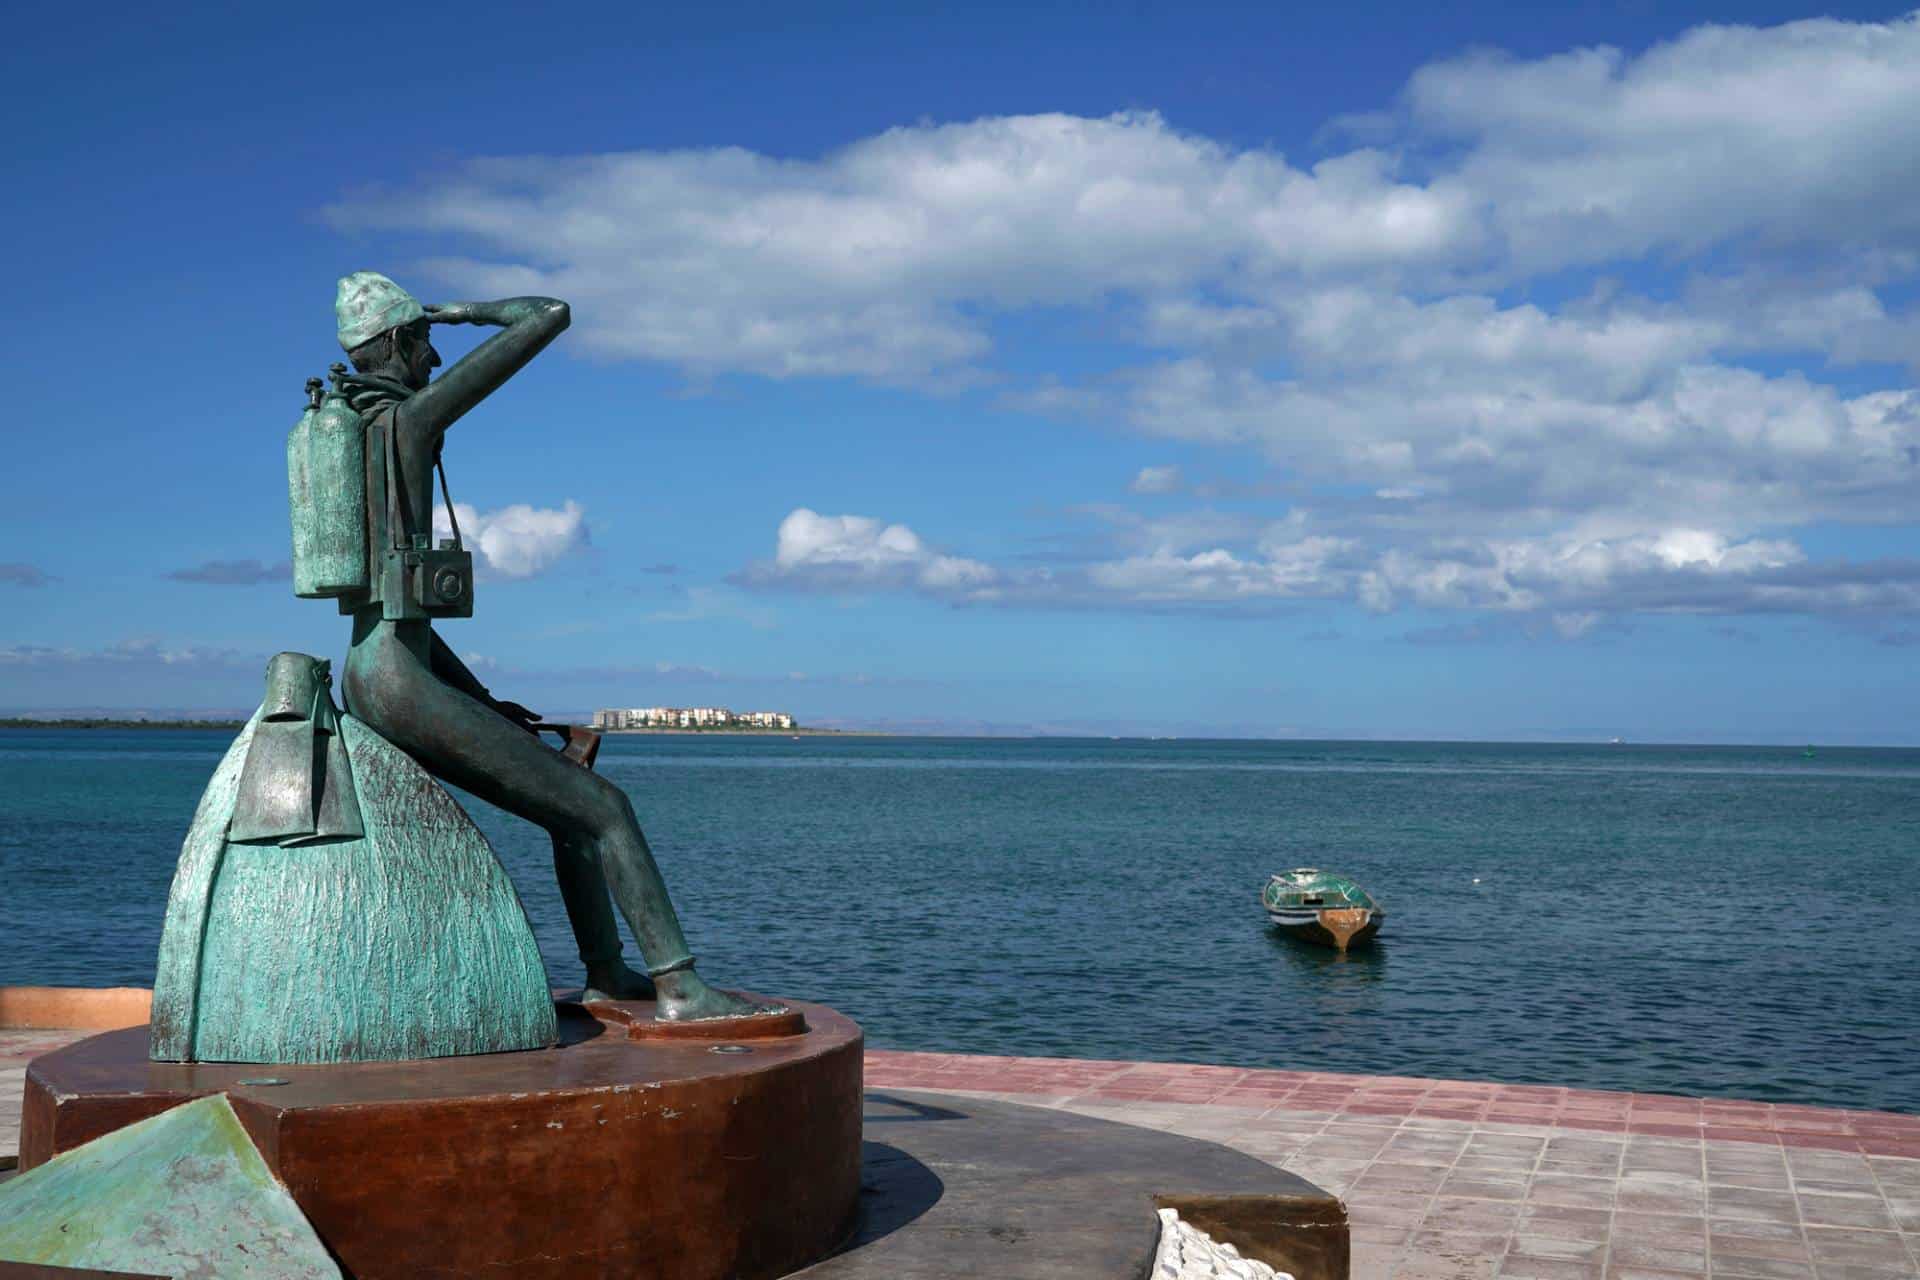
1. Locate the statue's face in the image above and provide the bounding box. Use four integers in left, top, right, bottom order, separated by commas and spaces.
398, 321, 441, 391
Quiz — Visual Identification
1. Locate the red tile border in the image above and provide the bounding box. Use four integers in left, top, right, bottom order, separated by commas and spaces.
859, 1050, 1918, 1155
1854, 1118, 1920, 1137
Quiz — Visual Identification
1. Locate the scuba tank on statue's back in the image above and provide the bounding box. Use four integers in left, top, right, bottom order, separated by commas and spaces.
288, 364, 370, 600
286, 377, 322, 587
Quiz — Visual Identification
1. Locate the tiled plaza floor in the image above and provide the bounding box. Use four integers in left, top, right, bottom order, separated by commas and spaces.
6, 1030, 1917, 1280
864, 1051, 1920, 1280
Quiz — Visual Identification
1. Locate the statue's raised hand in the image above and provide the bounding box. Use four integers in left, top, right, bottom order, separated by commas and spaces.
423, 301, 481, 326
403, 296, 569, 430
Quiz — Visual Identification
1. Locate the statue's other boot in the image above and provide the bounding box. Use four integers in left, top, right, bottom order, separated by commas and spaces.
552, 832, 657, 1002
650, 963, 786, 1022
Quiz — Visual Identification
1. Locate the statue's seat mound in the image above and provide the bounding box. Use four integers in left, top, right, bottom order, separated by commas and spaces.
150, 710, 557, 1064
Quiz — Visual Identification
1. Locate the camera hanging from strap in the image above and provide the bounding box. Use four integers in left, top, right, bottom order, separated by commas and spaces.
378, 403, 475, 620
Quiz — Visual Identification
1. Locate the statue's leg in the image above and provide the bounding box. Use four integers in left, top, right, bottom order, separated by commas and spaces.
344, 626, 771, 1020
551, 831, 654, 1001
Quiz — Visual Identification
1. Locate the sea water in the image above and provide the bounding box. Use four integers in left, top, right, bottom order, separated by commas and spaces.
1, 730, 1914, 1112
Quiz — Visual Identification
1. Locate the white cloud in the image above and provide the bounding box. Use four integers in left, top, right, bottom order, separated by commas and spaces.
733, 508, 998, 595
1107, 341, 1919, 535
1399, 15, 1920, 273
1685, 271, 1920, 367
327, 111, 1475, 382
732, 507, 1920, 624
329, 13, 1920, 384
1087, 537, 1355, 603
433, 500, 589, 579
339, 13, 1920, 630
1129, 465, 1184, 495
1356, 529, 1807, 615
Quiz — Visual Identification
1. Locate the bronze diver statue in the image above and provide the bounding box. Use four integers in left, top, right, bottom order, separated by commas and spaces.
328, 270, 769, 1020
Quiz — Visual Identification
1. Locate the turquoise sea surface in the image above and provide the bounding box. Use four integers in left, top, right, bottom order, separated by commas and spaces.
2, 729, 1915, 1113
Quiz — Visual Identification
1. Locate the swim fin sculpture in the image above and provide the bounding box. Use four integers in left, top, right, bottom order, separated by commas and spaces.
149, 653, 557, 1063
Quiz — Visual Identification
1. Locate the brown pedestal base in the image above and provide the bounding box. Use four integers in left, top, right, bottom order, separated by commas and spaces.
20, 998, 863, 1280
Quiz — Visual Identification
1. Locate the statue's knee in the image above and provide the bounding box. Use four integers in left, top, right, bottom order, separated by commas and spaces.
584, 777, 635, 835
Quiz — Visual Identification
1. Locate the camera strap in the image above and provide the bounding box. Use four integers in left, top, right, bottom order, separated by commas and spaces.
382, 405, 462, 552
383, 406, 403, 552
437, 455, 462, 550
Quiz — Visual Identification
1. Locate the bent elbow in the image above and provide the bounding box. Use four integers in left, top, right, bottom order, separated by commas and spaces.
545, 299, 571, 332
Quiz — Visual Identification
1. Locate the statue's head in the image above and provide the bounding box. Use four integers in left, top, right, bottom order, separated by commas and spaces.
336, 271, 440, 390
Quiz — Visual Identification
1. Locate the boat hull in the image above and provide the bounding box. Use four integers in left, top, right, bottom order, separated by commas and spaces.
1266, 906, 1382, 951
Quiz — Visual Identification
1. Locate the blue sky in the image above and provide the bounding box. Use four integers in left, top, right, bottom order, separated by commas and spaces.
4, 2, 1918, 741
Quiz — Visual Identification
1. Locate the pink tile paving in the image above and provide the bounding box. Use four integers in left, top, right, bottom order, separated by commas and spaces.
5, 1030, 1917, 1277
862, 1050, 1919, 1279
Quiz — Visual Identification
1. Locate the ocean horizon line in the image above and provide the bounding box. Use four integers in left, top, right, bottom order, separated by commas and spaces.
3, 714, 1918, 750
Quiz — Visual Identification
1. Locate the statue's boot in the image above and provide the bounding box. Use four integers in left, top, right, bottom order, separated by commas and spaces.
553, 832, 655, 1002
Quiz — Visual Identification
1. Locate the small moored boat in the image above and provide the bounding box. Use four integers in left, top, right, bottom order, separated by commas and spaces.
1262, 868, 1385, 951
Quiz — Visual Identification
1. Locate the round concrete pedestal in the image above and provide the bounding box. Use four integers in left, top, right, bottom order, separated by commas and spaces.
21, 998, 863, 1280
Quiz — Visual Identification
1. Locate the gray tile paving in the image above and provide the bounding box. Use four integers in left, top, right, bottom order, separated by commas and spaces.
995, 1091, 1920, 1280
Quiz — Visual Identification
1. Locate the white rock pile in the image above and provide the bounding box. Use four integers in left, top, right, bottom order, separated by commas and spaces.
1151, 1208, 1295, 1280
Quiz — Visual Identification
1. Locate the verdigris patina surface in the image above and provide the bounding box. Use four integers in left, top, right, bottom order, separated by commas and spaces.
0, 1095, 339, 1278
149, 656, 556, 1063
150, 273, 774, 1065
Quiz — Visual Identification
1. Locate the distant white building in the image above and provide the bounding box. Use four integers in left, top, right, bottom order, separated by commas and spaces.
593, 707, 683, 729
592, 705, 797, 731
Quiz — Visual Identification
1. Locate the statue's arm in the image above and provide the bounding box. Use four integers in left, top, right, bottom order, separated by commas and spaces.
403, 296, 571, 435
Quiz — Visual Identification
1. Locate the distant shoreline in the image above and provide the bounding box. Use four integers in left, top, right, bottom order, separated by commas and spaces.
599, 727, 885, 737
0, 719, 884, 737
0, 721, 1908, 747
0, 718, 248, 730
